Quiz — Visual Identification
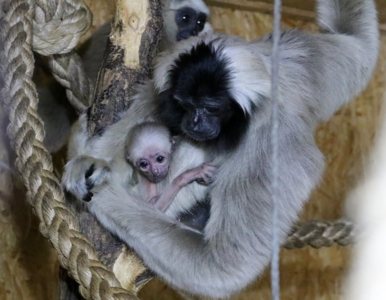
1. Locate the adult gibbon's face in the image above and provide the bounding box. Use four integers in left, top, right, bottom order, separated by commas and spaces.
158, 87, 242, 143
157, 42, 249, 147
174, 6, 207, 41
175, 95, 233, 141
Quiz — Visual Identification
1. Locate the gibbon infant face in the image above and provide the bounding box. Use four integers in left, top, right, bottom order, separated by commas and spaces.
134, 145, 172, 183
125, 123, 174, 183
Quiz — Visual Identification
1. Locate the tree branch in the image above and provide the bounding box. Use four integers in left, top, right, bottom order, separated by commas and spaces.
60, 0, 163, 298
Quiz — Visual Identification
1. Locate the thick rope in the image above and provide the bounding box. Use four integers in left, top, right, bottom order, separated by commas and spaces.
34, 0, 93, 112
284, 219, 356, 249
0, 1, 137, 299
33, 0, 92, 55
48, 52, 92, 112
270, 0, 282, 298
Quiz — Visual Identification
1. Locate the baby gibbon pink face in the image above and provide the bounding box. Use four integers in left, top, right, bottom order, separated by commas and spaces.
125, 122, 174, 183
135, 145, 172, 183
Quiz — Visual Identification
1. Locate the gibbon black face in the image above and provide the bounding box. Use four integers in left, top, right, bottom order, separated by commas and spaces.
175, 7, 207, 41
158, 42, 249, 149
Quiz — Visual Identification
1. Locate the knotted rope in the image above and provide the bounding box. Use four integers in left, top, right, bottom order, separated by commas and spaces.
34, 0, 93, 112
0, 0, 137, 299
33, 0, 91, 55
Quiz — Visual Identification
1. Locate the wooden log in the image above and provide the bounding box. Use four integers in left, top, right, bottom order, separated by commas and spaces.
88, 0, 163, 134
58, 0, 163, 298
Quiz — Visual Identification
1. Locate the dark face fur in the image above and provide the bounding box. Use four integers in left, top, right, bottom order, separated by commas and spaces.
157, 42, 249, 150
175, 7, 207, 41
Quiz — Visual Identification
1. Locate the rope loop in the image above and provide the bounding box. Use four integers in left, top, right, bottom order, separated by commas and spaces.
33, 0, 92, 55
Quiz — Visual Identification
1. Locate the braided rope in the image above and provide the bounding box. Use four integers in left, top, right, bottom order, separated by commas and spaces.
0, 1, 137, 299
48, 52, 92, 112
284, 219, 356, 249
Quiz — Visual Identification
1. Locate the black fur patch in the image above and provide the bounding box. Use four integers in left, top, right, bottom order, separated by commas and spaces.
177, 198, 211, 231
157, 42, 250, 151
170, 42, 231, 100
85, 164, 95, 179
85, 179, 94, 191
86, 106, 92, 122
83, 191, 94, 202
84, 165, 95, 202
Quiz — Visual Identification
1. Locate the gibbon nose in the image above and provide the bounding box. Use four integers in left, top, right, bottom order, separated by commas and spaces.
177, 30, 192, 41
152, 168, 159, 176
193, 114, 201, 125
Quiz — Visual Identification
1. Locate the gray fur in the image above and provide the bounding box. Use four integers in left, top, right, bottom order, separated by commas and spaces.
38, 0, 213, 153
159, 0, 212, 50
81, 0, 213, 86
62, 0, 379, 298
63, 97, 211, 215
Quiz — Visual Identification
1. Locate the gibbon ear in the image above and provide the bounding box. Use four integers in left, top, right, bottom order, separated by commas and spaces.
170, 135, 182, 152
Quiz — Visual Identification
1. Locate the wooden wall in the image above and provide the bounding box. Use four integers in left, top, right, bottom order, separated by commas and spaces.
207, 0, 386, 32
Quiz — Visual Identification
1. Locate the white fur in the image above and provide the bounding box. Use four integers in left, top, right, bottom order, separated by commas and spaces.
126, 123, 172, 162
65, 93, 210, 216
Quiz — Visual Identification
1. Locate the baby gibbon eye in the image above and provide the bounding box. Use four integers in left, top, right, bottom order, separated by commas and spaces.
139, 161, 149, 169
157, 156, 165, 163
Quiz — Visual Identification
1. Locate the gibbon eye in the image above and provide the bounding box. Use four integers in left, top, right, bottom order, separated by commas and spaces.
177, 100, 194, 112
205, 107, 220, 114
156, 156, 165, 163
196, 19, 205, 31
182, 14, 190, 22
139, 161, 149, 169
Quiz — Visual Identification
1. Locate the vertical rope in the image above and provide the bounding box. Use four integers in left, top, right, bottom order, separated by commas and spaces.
270, 0, 282, 299
0, 0, 138, 298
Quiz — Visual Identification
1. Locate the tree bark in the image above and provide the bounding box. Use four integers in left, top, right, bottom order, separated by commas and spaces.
59, 0, 163, 298
88, 0, 163, 135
